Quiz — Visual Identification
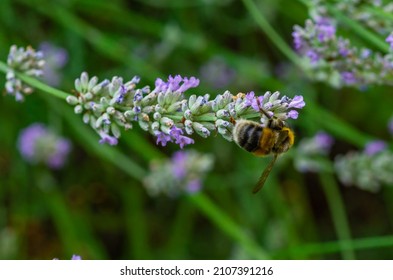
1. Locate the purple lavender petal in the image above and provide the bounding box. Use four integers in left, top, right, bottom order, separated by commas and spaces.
178, 76, 200, 92
287, 110, 299, 119
169, 126, 184, 140
244, 91, 255, 107
155, 131, 172, 147
175, 135, 195, 149
98, 131, 118, 146
288, 95, 305, 109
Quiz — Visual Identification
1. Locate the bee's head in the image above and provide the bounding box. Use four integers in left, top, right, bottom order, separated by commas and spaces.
267, 117, 285, 130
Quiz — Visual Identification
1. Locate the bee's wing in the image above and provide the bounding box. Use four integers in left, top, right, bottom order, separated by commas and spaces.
252, 154, 278, 194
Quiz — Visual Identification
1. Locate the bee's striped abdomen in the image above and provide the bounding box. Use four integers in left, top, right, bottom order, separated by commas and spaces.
234, 121, 263, 152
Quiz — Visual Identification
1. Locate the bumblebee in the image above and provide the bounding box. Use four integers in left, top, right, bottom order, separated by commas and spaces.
233, 113, 294, 193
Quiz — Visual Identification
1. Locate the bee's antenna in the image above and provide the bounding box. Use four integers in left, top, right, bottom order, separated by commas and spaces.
259, 107, 272, 119
255, 98, 273, 119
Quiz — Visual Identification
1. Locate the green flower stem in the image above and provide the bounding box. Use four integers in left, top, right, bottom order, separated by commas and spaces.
304, 100, 372, 148
120, 186, 151, 259
187, 193, 270, 259
281, 234, 393, 257
242, 0, 304, 68
265, 176, 304, 259
366, 6, 393, 24
319, 172, 355, 259
165, 199, 196, 258
37, 170, 107, 259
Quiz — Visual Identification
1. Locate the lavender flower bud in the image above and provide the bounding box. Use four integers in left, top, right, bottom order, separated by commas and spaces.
160, 117, 174, 128
151, 121, 160, 131
82, 113, 90, 124
111, 123, 121, 139
66, 96, 78, 105
74, 105, 83, 114
138, 119, 149, 131
184, 120, 194, 135
192, 122, 210, 138
153, 112, 161, 120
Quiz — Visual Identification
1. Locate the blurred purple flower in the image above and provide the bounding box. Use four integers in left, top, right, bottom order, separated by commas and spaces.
360, 49, 372, 59
341, 72, 357, 85
18, 123, 71, 169
186, 179, 202, 193
294, 131, 334, 173
338, 40, 350, 57
388, 116, 393, 136
386, 32, 393, 50
71, 254, 82, 260
316, 18, 336, 42
306, 49, 320, 63
144, 150, 213, 197
199, 57, 236, 89
364, 140, 387, 155
171, 151, 187, 179
54, 254, 82, 260
292, 29, 303, 50
39, 42, 68, 86
314, 132, 334, 152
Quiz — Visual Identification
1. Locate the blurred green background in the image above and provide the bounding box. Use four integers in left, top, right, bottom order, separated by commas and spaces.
1, 0, 393, 260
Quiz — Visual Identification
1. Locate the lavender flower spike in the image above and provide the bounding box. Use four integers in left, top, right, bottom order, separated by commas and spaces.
5, 45, 45, 101
68, 72, 305, 148
293, 18, 393, 88
144, 150, 213, 197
